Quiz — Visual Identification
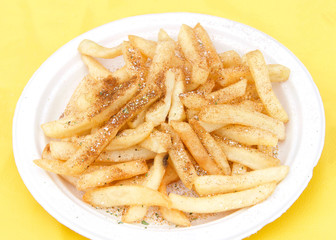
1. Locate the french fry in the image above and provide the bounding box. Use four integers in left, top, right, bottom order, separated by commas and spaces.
268, 64, 290, 82
215, 138, 280, 170
219, 50, 242, 68
196, 78, 215, 94
123, 153, 167, 223
198, 121, 225, 132
186, 109, 200, 121
128, 35, 157, 58
50, 141, 77, 160
34, 158, 69, 175
76, 160, 148, 190
111, 66, 133, 83
139, 130, 172, 153
170, 121, 222, 175
194, 166, 289, 195
158, 29, 172, 42
168, 69, 186, 122
179, 92, 209, 110
106, 122, 155, 151
146, 69, 175, 126
231, 163, 248, 175
217, 65, 252, 87
98, 146, 156, 163
127, 108, 147, 128
42, 79, 139, 138
189, 119, 231, 175
169, 183, 277, 213
207, 79, 247, 104
199, 104, 285, 140
257, 145, 276, 157
213, 125, 278, 146
78, 39, 122, 59
159, 165, 190, 227
60, 84, 161, 175
83, 185, 171, 208
161, 123, 197, 189
246, 50, 288, 122
81, 55, 113, 81
122, 41, 148, 80
235, 100, 264, 113
178, 24, 209, 85
193, 23, 222, 70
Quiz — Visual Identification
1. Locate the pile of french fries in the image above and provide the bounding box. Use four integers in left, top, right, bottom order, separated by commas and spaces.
34, 23, 290, 227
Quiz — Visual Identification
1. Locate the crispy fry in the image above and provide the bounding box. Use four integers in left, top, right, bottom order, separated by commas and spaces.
169, 183, 277, 213
81, 55, 113, 81
219, 50, 242, 68
139, 130, 172, 153
194, 166, 289, 195
170, 121, 222, 174
268, 64, 290, 82
161, 123, 197, 189
189, 119, 231, 175
179, 92, 209, 110
246, 50, 288, 122
76, 160, 148, 190
207, 79, 247, 104
217, 65, 252, 87
196, 78, 215, 94
111, 66, 133, 83
128, 35, 157, 58
213, 125, 278, 146
168, 69, 186, 122
122, 41, 148, 80
83, 185, 171, 208
78, 39, 122, 59
231, 163, 248, 175
199, 104, 285, 140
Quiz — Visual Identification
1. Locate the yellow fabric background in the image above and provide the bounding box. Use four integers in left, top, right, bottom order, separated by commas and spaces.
1, 0, 335, 239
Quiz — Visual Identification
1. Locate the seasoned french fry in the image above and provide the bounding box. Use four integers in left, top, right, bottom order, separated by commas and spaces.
196, 78, 215, 94
122, 41, 148, 80
268, 64, 290, 82
60, 84, 161, 175
111, 66, 133, 83
168, 69, 186, 122
217, 65, 252, 87
146, 69, 175, 126
34, 158, 69, 175
179, 92, 209, 110
194, 166, 289, 195
235, 100, 264, 113
81, 55, 113, 81
213, 125, 278, 146
194, 23, 222, 70
78, 39, 122, 59
178, 24, 209, 85
76, 160, 148, 190
219, 50, 242, 68
169, 183, 277, 213
215, 138, 280, 170
98, 146, 156, 162
128, 35, 157, 58
198, 121, 224, 132
186, 109, 200, 121
246, 50, 288, 122
83, 185, 171, 208
106, 122, 155, 151
139, 130, 172, 153
42, 79, 138, 138
231, 163, 248, 175
123, 153, 167, 223
127, 108, 147, 128
189, 119, 231, 175
199, 104, 285, 140
158, 29, 172, 42
170, 121, 222, 175
207, 79, 247, 104
161, 123, 197, 189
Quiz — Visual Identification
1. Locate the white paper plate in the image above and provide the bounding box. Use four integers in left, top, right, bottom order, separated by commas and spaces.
13, 13, 325, 240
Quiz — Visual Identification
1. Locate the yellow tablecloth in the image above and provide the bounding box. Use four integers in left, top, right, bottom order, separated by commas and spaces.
2, 0, 335, 239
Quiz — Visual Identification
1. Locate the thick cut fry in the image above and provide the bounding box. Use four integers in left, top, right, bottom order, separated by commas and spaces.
111, 66, 132, 83
60, 84, 161, 175
158, 29, 172, 42
81, 55, 113, 81
122, 41, 148, 80
161, 123, 197, 189
231, 163, 248, 175
83, 185, 171, 208
170, 121, 222, 174
207, 79, 247, 104
123, 153, 167, 223
178, 24, 209, 85
139, 130, 172, 153
199, 104, 285, 140
219, 50, 242, 68
76, 160, 148, 190
50, 141, 77, 160
168, 69, 186, 122
216, 139, 280, 170
42, 79, 138, 139
146, 70, 175, 126
169, 183, 276, 213
194, 166, 289, 195
246, 50, 288, 122
128, 35, 157, 58
213, 125, 278, 146
196, 78, 215, 94
186, 109, 200, 120
268, 64, 290, 82
257, 145, 276, 157
98, 146, 156, 162
193, 23, 222, 70
217, 65, 252, 87
189, 119, 231, 175
235, 100, 264, 113
78, 39, 122, 59
198, 121, 224, 132
179, 92, 209, 110
34, 158, 68, 175
106, 122, 155, 151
